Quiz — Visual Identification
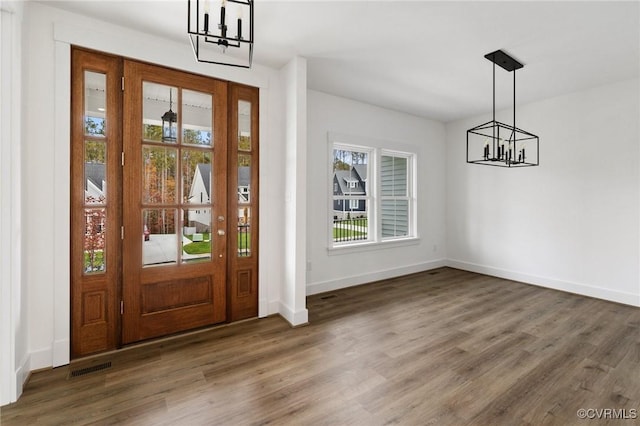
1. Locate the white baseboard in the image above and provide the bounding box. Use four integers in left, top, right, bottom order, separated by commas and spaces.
1, 355, 30, 406
278, 301, 309, 326
52, 339, 69, 367
258, 297, 269, 318
446, 259, 640, 307
268, 300, 280, 316
14, 353, 30, 400
29, 347, 51, 371
306, 259, 447, 296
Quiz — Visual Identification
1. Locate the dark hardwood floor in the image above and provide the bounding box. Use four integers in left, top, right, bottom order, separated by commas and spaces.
2, 268, 639, 425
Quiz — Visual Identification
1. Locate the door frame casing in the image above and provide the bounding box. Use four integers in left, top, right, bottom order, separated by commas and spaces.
70, 50, 261, 357
1, 4, 25, 403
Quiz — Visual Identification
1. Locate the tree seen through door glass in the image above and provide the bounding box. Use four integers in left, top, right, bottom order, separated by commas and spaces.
83, 208, 106, 273
142, 146, 177, 204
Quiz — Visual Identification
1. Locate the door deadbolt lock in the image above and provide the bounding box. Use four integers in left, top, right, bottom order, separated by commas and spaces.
218, 216, 225, 222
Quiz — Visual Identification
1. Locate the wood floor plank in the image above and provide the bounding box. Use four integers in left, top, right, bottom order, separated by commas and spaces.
2, 268, 639, 425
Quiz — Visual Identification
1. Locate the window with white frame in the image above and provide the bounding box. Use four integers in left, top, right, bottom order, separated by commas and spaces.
331, 141, 416, 247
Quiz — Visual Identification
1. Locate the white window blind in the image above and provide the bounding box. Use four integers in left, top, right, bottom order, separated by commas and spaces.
381, 154, 409, 238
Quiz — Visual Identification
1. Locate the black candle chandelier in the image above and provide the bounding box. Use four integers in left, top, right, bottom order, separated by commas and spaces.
467, 50, 539, 168
187, 0, 254, 68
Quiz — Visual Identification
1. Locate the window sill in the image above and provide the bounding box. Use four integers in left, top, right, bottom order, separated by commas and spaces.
327, 236, 421, 256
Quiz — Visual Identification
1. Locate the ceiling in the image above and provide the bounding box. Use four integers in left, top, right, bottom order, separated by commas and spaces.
40, 0, 640, 122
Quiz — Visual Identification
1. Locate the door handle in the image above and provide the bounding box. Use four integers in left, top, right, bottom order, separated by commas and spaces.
218, 229, 225, 236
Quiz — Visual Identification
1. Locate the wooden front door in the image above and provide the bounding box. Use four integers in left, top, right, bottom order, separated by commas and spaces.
121, 61, 228, 343
71, 49, 259, 356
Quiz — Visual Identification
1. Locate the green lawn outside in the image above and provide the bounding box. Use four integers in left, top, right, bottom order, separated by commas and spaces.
333, 217, 368, 241
182, 232, 251, 255
183, 241, 211, 255
332, 228, 367, 239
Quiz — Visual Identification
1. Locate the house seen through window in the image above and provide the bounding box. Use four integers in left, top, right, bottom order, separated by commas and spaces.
332, 146, 370, 243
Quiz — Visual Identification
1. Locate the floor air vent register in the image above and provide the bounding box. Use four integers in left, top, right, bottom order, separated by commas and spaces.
68, 361, 112, 378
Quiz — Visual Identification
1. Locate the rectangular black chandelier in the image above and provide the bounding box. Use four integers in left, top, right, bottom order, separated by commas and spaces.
467, 50, 539, 168
187, 0, 254, 68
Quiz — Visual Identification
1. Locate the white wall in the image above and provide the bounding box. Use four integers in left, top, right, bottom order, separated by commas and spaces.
306, 90, 447, 294
8, 0, 640, 408
18, 1, 289, 376
0, 0, 26, 405
446, 78, 640, 306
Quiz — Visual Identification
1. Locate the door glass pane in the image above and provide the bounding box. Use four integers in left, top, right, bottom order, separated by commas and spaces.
238, 100, 251, 151
182, 209, 212, 262
142, 209, 177, 266
182, 149, 212, 204
182, 89, 212, 146
142, 146, 177, 204
143, 82, 178, 143
237, 207, 251, 257
84, 208, 106, 274
85, 140, 107, 204
84, 71, 106, 137
238, 154, 250, 204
